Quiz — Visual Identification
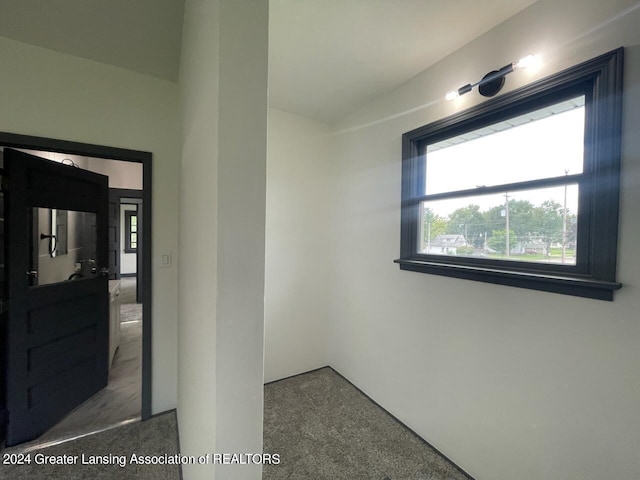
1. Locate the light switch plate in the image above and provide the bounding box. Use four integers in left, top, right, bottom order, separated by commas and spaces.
160, 252, 172, 267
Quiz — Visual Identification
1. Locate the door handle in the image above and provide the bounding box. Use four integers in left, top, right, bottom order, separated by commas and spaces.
98, 267, 110, 277
26, 270, 38, 279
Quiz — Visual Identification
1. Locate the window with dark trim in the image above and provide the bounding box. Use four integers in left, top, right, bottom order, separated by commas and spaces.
124, 209, 138, 253
396, 48, 624, 301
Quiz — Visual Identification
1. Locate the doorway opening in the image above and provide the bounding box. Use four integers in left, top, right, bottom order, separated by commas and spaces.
0, 132, 152, 449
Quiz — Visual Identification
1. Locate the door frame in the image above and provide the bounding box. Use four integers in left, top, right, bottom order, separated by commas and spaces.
0, 132, 153, 428
111, 189, 144, 302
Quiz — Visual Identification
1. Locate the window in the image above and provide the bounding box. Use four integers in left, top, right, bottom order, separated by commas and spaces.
124, 209, 138, 253
396, 48, 624, 300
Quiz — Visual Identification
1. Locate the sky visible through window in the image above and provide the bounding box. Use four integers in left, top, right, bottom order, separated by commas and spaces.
425, 97, 584, 216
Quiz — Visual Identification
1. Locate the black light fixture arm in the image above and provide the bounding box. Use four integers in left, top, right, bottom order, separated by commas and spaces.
448, 55, 537, 100
482, 62, 515, 85
456, 62, 514, 95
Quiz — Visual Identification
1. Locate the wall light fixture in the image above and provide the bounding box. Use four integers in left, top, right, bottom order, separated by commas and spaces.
446, 54, 539, 100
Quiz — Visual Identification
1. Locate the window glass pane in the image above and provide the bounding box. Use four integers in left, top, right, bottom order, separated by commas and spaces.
419, 185, 578, 265
425, 96, 585, 195
31, 209, 98, 286
131, 233, 137, 244
131, 242, 137, 249
131, 215, 137, 227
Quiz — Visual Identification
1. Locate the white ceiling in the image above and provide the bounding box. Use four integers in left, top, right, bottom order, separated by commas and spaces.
0, 0, 538, 123
0, 0, 185, 81
269, 0, 538, 122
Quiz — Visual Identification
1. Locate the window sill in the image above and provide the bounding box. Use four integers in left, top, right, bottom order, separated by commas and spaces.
394, 258, 621, 301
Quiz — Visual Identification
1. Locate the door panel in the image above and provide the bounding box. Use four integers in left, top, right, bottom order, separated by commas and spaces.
4, 148, 109, 446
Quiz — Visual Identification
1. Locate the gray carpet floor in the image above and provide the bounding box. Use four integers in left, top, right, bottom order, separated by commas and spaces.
2, 356, 470, 478
263, 367, 471, 480
0, 411, 179, 480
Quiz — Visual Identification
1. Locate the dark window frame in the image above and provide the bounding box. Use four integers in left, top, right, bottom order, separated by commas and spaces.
396, 48, 624, 301
124, 209, 138, 253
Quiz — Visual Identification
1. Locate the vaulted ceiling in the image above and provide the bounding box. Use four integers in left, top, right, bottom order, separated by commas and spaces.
0, 0, 538, 123
269, 0, 538, 122
0, 0, 186, 81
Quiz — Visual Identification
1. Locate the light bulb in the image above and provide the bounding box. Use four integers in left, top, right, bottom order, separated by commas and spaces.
445, 90, 460, 101
516, 54, 539, 70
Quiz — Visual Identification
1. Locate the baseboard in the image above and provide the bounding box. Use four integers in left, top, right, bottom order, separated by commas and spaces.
149, 407, 177, 420
327, 366, 476, 480
263, 365, 331, 386
120, 273, 137, 278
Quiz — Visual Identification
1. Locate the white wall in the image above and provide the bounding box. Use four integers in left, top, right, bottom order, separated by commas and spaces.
264, 109, 332, 382
178, 0, 219, 475
215, 2, 268, 475
178, 1, 269, 479
120, 204, 138, 275
86, 157, 143, 190
275, 1, 640, 479
0, 36, 180, 414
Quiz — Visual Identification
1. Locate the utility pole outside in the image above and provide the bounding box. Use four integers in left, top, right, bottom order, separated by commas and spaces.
562, 170, 569, 263
505, 193, 510, 258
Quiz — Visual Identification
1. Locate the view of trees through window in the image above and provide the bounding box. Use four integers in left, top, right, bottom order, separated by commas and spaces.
420, 185, 578, 265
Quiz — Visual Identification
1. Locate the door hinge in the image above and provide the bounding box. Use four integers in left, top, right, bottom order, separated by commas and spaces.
0, 175, 7, 192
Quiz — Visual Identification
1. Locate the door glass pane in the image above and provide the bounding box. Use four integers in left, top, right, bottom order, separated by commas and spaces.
419, 184, 579, 265
30, 208, 97, 286
425, 96, 585, 195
